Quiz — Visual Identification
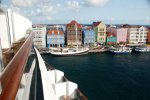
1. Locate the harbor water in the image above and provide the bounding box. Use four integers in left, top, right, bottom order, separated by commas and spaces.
42, 53, 150, 100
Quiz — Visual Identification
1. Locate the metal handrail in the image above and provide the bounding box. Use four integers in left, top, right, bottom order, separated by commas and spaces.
0, 33, 33, 100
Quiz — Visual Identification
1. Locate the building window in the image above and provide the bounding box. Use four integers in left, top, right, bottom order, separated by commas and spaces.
99, 28, 104, 31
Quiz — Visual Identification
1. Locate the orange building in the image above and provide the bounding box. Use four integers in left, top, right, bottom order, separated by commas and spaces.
66, 20, 82, 46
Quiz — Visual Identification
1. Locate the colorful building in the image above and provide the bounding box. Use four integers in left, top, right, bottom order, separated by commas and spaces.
66, 20, 82, 46
93, 21, 106, 44
32, 25, 47, 49
106, 32, 117, 44
107, 27, 127, 43
123, 25, 148, 44
82, 26, 95, 46
47, 30, 64, 48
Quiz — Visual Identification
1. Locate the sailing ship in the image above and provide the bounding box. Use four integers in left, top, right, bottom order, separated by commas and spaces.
50, 24, 89, 56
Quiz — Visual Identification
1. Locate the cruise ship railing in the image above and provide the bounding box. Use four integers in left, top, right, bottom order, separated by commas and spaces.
45, 62, 88, 100
0, 33, 33, 100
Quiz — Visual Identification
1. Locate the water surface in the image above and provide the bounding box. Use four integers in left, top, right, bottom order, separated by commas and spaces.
42, 53, 150, 100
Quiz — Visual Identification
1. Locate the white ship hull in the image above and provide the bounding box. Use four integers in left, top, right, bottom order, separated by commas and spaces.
50, 48, 89, 56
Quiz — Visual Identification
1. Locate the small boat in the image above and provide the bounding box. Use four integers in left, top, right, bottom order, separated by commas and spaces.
110, 47, 132, 54
50, 47, 89, 56
134, 46, 150, 53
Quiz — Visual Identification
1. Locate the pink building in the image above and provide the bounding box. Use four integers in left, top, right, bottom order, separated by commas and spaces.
107, 27, 127, 43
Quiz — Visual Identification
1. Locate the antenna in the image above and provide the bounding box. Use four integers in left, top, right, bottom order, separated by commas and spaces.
56, 25, 60, 49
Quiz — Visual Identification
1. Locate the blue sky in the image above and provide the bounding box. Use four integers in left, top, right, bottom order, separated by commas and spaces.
1, 0, 150, 25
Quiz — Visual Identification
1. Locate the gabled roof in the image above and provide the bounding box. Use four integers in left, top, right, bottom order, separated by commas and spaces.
47, 30, 64, 35
106, 32, 116, 37
83, 26, 93, 30
66, 20, 82, 28
93, 21, 102, 27
121, 24, 141, 28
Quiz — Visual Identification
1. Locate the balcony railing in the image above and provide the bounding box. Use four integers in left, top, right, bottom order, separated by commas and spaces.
0, 33, 33, 100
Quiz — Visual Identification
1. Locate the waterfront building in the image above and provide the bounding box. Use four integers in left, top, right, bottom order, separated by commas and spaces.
66, 20, 82, 46
47, 25, 64, 32
82, 26, 95, 46
107, 27, 127, 43
32, 25, 47, 49
106, 32, 117, 45
123, 25, 148, 44
93, 21, 106, 44
147, 28, 150, 44
47, 29, 65, 48
0, 8, 32, 49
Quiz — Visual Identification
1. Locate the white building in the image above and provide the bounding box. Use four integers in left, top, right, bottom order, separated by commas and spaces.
0, 8, 32, 49
127, 26, 148, 44
32, 25, 47, 49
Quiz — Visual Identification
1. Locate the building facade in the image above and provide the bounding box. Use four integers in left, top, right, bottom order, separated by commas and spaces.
66, 20, 82, 46
147, 28, 150, 44
32, 25, 47, 49
47, 30, 65, 48
93, 21, 106, 44
107, 27, 127, 43
82, 27, 95, 46
106, 32, 117, 44
126, 26, 148, 44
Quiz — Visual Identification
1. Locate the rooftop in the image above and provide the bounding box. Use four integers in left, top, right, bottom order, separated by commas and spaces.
48, 30, 64, 35
66, 20, 82, 28
93, 21, 102, 27
106, 32, 116, 37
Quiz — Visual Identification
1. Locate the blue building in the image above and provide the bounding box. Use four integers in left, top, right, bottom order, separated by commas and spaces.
82, 27, 95, 46
47, 30, 65, 48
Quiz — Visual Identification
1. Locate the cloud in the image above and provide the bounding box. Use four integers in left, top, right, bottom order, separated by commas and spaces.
11, 0, 61, 22
12, 0, 40, 7
47, 16, 52, 20
67, 0, 81, 9
83, 0, 109, 7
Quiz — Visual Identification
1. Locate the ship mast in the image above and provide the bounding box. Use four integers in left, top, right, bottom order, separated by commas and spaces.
57, 25, 60, 50
75, 23, 78, 50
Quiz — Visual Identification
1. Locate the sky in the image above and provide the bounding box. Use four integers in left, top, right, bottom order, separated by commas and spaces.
1, 0, 150, 25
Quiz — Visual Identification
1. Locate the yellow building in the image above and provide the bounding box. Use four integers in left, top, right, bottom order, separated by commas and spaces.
93, 21, 106, 44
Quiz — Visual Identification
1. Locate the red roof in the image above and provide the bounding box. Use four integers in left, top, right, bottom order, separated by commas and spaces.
121, 24, 141, 28
48, 30, 64, 35
66, 20, 82, 28
84, 26, 93, 30
93, 21, 102, 27
106, 32, 116, 37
